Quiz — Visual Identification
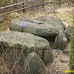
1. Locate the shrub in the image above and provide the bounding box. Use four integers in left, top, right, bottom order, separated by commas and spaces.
69, 15, 74, 74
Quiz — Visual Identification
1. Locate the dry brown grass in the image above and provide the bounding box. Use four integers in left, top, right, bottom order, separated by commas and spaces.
55, 7, 74, 25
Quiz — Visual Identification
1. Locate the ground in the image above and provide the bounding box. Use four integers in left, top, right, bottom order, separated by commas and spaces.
46, 49, 70, 74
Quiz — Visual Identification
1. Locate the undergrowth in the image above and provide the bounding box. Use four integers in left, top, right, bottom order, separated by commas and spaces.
69, 14, 74, 74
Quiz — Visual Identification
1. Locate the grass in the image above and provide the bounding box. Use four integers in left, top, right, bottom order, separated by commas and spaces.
55, 7, 73, 25
0, 16, 11, 32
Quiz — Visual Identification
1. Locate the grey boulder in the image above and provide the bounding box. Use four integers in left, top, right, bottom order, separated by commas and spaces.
24, 52, 46, 74
9, 17, 59, 37
0, 31, 53, 66
0, 31, 50, 51
36, 16, 66, 31
36, 16, 68, 50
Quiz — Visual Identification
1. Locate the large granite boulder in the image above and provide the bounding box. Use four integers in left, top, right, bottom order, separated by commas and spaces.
9, 16, 68, 50
0, 31, 53, 66
9, 17, 59, 38
0, 31, 50, 52
36, 16, 66, 31
36, 16, 68, 50
24, 52, 46, 74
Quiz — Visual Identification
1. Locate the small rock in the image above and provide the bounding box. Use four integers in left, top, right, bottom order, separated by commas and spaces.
55, 32, 68, 50
60, 56, 69, 63
52, 49, 59, 57
63, 49, 70, 54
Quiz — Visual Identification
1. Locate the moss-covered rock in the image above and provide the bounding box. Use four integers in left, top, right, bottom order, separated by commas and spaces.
0, 31, 54, 70
24, 52, 46, 74
36, 16, 66, 31
9, 17, 59, 37
42, 50, 54, 66
0, 31, 50, 51
36, 16, 68, 50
